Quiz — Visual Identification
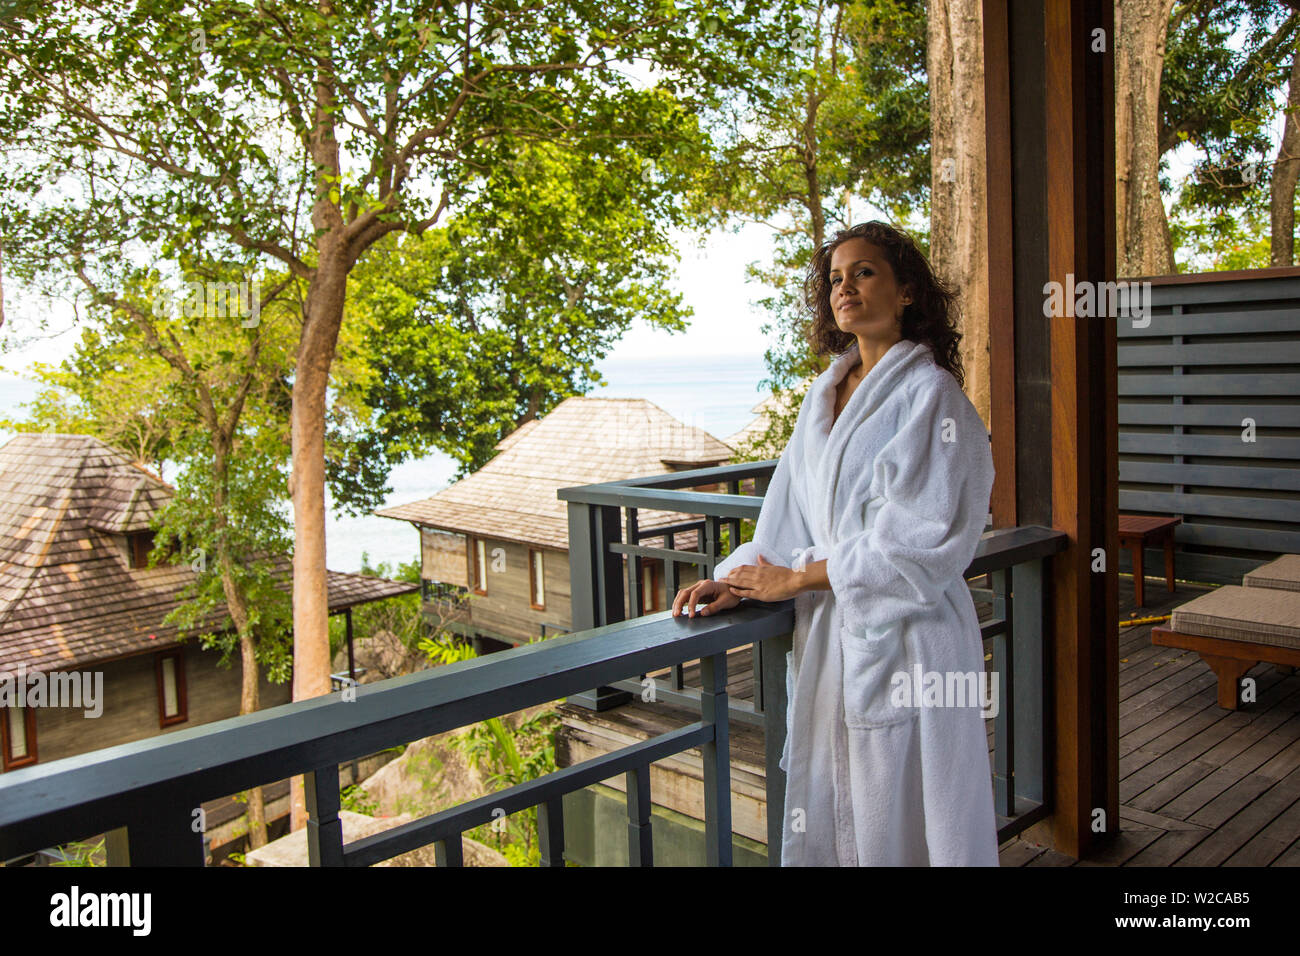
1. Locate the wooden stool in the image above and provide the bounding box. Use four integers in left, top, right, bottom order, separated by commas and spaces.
1118, 514, 1181, 608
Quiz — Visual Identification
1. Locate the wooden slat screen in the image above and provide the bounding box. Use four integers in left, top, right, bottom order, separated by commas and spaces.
1117, 271, 1300, 585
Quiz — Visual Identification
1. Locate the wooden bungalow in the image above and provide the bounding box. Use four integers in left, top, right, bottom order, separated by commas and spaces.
374, 396, 736, 652
0, 433, 416, 779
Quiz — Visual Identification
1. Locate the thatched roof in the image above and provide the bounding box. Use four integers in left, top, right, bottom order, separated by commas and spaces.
376, 397, 735, 550
0, 433, 416, 674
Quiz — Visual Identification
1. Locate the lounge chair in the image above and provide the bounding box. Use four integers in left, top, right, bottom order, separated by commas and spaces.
1242, 554, 1300, 593
1151, 579, 1300, 710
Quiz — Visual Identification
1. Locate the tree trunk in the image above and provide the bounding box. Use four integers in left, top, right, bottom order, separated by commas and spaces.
288, 245, 350, 830
289, 33, 350, 830
234, 599, 268, 849
1116, 0, 1177, 277
927, 0, 990, 423
803, 82, 825, 250
212, 441, 269, 849
1271, 53, 1300, 267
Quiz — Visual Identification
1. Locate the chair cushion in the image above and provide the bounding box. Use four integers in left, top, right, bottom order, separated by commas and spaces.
1170, 585, 1300, 651
1243, 554, 1300, 593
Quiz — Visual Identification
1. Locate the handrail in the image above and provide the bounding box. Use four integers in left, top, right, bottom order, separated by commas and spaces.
0, 601, 794, 865
0, 444, 1070, 866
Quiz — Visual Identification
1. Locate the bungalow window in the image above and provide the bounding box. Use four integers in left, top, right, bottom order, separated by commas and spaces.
469, 537, 488, 595
529, 549, 545, 610
156, 650, 188, 727
641, 559, 664, 613
2, 703, 36, 771
128, 530, 156, 569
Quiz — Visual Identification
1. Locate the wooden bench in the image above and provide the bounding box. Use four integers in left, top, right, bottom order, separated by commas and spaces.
1152, 584, 1300, 710
1118, 514, 1181, 608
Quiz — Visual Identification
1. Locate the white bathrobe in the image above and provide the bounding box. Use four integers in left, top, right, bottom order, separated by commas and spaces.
712, 338, 997, 866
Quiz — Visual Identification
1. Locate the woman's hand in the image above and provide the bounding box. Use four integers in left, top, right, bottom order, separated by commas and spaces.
721, 554, 802, 602
672, 578, 742, 618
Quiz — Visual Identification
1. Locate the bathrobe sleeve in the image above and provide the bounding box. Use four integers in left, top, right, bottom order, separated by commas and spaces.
711, 392, 817, 582
825, 370, 993, 628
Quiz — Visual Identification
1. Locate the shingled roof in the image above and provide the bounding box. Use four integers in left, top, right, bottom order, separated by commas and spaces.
376, 397, 735, 550
0, 433, 416, 674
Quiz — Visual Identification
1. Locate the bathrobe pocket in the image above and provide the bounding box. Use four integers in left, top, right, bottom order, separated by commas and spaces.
839, 622, 916, 729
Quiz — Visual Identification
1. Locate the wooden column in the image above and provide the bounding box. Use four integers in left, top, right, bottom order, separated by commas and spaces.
984, 0, 1119, 857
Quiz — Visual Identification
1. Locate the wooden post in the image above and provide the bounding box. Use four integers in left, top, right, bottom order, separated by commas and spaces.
983, 0, 1119, 857
700, 652, 732, 866
566, 500, 632, 711
1044, 0, 1120, 857
305, 764, 344, 867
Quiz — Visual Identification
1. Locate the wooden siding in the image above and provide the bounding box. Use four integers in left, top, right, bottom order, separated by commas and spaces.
5, 641, 291, 770
460, 539, 573, 644
421, 528, 469, 588
1117, 273, 1300, 584
421, 534, 704, 646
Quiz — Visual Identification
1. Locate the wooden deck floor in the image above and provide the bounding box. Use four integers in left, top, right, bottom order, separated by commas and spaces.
1004, 575, 1300, 867
555, 573, 1300, 865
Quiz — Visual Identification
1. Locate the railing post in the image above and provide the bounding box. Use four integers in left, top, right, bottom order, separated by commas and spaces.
992, 567, 1015, 817
306, 764, 345, 867
1014, 557, 1048, 805
625, 765, 653, 866
704, 514, 723, 578
538, 798, 566, 867
119, 804, 206, 866
435, 837, 464, 867
759, 631, 792, 866
567, 500, 631, 711
700, 651, 732, 866
627, 507, 643, 619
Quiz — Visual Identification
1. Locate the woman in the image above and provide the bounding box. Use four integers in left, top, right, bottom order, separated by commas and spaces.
672, 221, 997, 866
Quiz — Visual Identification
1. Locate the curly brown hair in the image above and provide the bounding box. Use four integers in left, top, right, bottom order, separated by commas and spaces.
804, 221, 964, 389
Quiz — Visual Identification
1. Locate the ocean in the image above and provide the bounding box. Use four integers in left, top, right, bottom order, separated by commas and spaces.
0, 352, 771, 572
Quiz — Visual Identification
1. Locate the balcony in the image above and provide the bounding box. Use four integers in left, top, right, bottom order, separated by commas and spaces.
420, 579, 470, 611
0, 459, 1066, 866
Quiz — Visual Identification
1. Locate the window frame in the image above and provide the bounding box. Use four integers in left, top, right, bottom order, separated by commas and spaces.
128, 530, 156, 569
468, 536, 489, 595
155, 649, 189, 728
641, 558, 664, 613
528, 548, 546, 610
1, 703, 37, 771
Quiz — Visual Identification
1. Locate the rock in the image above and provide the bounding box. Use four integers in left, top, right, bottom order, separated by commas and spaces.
357, 704, 556, 821
332, 628, 430, 683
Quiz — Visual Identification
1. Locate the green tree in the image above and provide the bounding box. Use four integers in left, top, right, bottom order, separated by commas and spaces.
1125, 0, 1299, 271
0, 6, 807, 792
714, 0, 930, 459
1, 259, 303, 847
342, 134, 704, 482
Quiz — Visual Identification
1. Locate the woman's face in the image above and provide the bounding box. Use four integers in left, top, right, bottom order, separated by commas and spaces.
828, 238, 912, 341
